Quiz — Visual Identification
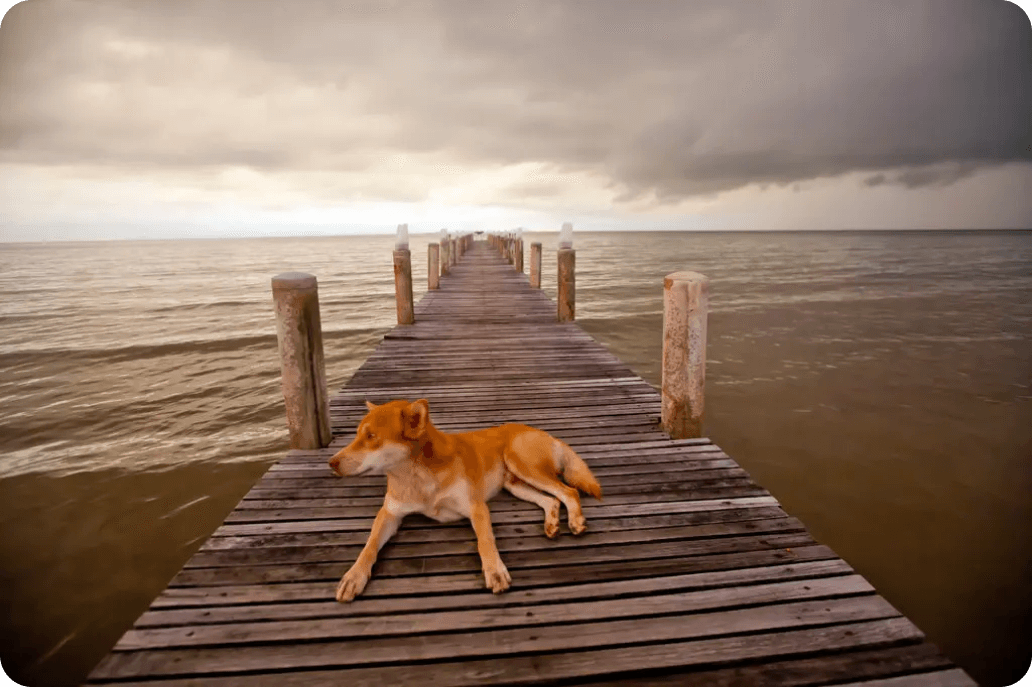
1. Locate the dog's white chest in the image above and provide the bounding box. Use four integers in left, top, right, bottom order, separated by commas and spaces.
427, 480, 472, 522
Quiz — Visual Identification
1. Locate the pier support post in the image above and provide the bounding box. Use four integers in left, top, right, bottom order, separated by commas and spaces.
428, 243, 440, 290
441, 238, 451, 276
662, 272, 708, 439
530, 242, 542, 288
515, 239, 524, 273
271, 273, 331, 450
557, 248, 575, 322
393, 248, 414, 325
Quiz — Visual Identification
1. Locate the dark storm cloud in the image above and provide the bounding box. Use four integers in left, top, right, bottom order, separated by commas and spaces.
0, 0, 1029, 202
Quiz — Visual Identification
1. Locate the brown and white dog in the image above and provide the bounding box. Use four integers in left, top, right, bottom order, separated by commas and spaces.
328, 398, 602, 602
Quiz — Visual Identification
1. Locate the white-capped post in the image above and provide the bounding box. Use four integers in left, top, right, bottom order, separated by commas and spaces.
557, 223, 575, 322
272, 272, 331, 450
662, 271, 709, 439
393, 223, 414, 324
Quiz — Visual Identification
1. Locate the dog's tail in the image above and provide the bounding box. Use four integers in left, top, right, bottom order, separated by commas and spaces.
560, 443, 603, 500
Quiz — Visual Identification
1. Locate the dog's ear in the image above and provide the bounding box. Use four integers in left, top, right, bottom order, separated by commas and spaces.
401, 399, 429, 440
365, 400, 378, 412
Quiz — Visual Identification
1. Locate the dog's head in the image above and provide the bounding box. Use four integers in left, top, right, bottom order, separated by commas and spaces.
328, 398, 430, 477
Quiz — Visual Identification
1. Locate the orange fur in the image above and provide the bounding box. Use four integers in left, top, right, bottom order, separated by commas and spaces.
327, 398, 602, 602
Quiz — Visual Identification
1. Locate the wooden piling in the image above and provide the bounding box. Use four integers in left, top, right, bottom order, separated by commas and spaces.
441, 238, 451, 276
428, 243, 440, 290
662, 271, 708, 439
530, 242, 542, 288
557, 247, 575, 322
515, 239, 524, 273
393, 248, 414, 325
270, 272, 331, 450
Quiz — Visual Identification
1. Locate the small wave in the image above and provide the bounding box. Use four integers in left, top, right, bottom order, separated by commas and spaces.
0, 314, 49, 324
150, 300, 260, 313
0, 326, 388, 367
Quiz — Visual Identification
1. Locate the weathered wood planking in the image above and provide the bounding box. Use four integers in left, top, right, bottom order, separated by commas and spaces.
86, 240, 974, 686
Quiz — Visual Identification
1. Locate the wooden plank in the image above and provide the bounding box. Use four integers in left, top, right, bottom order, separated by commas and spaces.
152, 546, 842, 608
831, 670, 976, 686
116, 575, 877, 650
198, 506, 792, 550
205, 497, 785, 536
88, 621, 935, 685
183, 518, 806, 568
88, 596, 906, 678
570, 643, 955, 687
168, 532, 819, 587
136, 560, 855, 627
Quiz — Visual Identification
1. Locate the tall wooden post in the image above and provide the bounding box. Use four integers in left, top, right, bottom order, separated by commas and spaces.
441, 238, 451, 276
393, 248, 414, 325
271, 272, 331, 450
662, 272, 708, 439
557, 248, 575, 322
530, 242, 542, 288
515, 239, 524, 273
428, 243, 440, 290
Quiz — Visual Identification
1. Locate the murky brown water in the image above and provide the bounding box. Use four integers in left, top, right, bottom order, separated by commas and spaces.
1, 231, 1029, 685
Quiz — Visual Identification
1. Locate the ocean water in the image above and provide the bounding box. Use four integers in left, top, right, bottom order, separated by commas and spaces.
0, 230, 1029, 685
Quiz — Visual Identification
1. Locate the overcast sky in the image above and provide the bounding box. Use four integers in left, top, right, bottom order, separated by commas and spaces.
0, 0, 1030, 241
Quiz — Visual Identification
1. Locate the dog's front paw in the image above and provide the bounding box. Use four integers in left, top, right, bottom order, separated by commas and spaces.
336, 565, 370, 603
483, 560, 511, 594
569, 514, 587, 536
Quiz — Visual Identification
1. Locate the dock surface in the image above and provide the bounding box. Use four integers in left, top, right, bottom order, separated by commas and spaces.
87, 241, 974, 686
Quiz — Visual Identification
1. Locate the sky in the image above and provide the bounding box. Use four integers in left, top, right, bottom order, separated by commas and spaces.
0, 0, 1030, 241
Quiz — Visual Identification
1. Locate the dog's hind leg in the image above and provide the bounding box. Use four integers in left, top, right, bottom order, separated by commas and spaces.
505, 445, 588, 535
504, 473, 562, 538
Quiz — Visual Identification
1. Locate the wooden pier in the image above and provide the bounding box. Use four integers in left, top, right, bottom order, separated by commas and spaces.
87, 240, 974, 686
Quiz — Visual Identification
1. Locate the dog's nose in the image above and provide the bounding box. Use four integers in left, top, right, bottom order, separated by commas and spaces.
328, 455, 341, 475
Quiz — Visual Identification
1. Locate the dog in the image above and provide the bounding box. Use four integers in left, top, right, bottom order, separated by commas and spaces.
327, 398, 602, 602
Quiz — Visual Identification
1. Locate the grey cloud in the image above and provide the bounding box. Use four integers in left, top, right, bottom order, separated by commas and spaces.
893, 162, 981, 189
0, 0, 1029, 203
